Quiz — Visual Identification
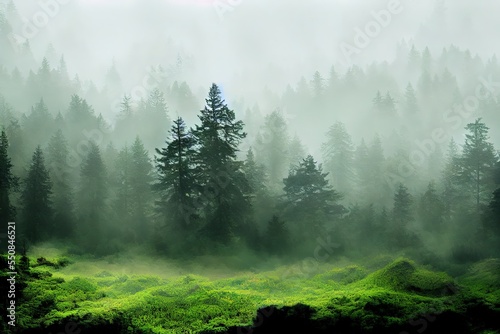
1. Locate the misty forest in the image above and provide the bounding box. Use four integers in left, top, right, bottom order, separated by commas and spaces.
0, 1, 500, 333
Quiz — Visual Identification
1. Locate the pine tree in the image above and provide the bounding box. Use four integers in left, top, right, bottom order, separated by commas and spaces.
383, 92, 397, 116
142, 88, 170, 151
77, 141, 108, 252
20, 146, 52, 243
354, 139, 370, 196
311, 70, 324, 99
288, 134, 307, 169
460, 119, 497, 212
265, 215, 289, 255
114, 95, 135, 144
255, 110, 289, 191
129, 137, 154, 233
373, 91, 383, 112
390, 183, 414, 247
408, 44, 421, 71
155, 117, 198, 237
418, 182, 445, 232
321, 122, 354, 195
282, 155, 344, 238
23, 99, 54, 151
441, 139, 463, 220
113, 145, 133, 231
192, 84, 250, 245
46, 130, 75, 238
243, 148, 266, 196
404, 83, 418, 114
0, 130, 18, 231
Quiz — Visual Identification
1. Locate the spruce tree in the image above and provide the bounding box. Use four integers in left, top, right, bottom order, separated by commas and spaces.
390, 183, 414, 248
404, 83, 418, 114
321, 121, 355, 195
46, 129, 75, 238
265, 215, 289, 255
0, 130, 18, 231
192, 84, 250, 245
460, 119, 497, 212
418, 182, 445, 232
155, 117, 198, 236
77, 141, 107, 252
282, 155, 344, 238
255, 110, 290, 191
20, 146, 52, 243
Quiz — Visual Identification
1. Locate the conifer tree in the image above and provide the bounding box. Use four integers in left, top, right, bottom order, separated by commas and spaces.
46, 130, 75, 238
321, 122, 354, 195
0, 130, 18, 230
155, 117, 198, 236
20, 146, 52, 243
460, 119, 497, 212
77, 141, 108, 251
283, 155, 344, 238
192, 84, 250, 245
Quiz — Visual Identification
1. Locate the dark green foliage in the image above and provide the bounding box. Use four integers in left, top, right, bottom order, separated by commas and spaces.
154, 117, 198, 253
192, 84, 251, 245
418, 182, 445, 232
282, 155, 344, 239
76, 141, 107, 252
46, 130, 75, 239
265, 215, 289, 255
459, 119, 497, 212
20, 146, 52, 243
0, 130, 18, 229
390, 183, 416, 248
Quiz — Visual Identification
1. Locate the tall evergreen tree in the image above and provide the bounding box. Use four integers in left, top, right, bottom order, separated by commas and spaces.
155, 117, 198, 240
404, 83, 418, 114
20, 146, 52, 243
418, 182, 445, 232
441, 139, 463, 221
46, 129, 75, 238
288, 134, 307, 169
390, 183, 414, 248
459, 119, 497, 212
321, 122, 355, 195
255, 110, 290, 191
0, 130, 18, 230
142, 88, 170, 151
192, 84, 250, 245
77, 141, 108, 252
282, 155, 344, 238
130, 137, 154, 224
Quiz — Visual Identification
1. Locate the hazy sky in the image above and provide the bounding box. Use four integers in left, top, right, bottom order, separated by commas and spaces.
7, 0, 500, 89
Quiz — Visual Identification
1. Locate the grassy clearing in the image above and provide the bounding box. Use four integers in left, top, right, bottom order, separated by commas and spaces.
2, 247, 499, 333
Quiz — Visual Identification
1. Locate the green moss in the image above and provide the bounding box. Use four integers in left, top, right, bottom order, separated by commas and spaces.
9, 254, 500, 333
358, 258, 456, 296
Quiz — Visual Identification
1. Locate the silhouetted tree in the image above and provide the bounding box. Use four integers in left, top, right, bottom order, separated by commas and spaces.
0, 130, 18, 231
46, 130, 75, 239
192, 84, 251, 245
77, 141, 107, 252
20, 146, 52, 243
459, 119, 497, 212
283, 155, 344, 238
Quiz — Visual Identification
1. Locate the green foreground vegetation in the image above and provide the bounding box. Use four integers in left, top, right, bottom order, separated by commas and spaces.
1, 247, 499, 334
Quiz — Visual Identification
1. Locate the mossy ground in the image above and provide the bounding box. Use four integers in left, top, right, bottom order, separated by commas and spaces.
2, 247, 499, 334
